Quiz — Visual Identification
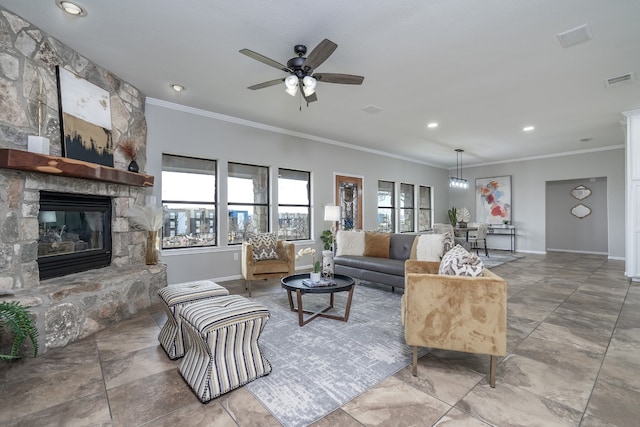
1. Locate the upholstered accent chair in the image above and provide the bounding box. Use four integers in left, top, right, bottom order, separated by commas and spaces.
402, 260, 507, 387
241, 237, 295, 296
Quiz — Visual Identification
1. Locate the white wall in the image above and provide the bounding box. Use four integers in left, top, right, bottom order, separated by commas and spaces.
145, 100, 449, 284
449, 148, 625, 258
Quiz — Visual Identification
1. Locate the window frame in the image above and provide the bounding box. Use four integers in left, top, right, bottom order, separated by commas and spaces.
277, 168, 311, 241
161, 153, 217, 250
418, 185, 432, 232
399, 182, 415, 233
227, 162, 270, 245
377, 180, 395, 233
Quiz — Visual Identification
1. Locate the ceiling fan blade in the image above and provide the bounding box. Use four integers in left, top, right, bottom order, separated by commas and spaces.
302, 39, 337, 72
303, 92, 318, 104
247, 78, 284, 90
313, 73, 364, 85
239, 48, 291, 72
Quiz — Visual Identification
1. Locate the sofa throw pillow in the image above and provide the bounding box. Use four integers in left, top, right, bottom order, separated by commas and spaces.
442, 231, 455, 255
438, 244, 484, 277
248, 232, 278, 261
364, 232, 390, 258
416, 234, 444, 261
335, 230, 365, 256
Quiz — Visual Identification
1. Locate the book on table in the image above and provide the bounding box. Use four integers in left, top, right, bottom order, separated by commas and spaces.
302, 278, 337, 287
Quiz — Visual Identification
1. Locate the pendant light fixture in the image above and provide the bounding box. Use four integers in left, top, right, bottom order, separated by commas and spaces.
449, 149, 469, 189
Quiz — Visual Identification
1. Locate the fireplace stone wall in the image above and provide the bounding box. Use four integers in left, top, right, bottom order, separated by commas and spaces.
0, 7, 167, 354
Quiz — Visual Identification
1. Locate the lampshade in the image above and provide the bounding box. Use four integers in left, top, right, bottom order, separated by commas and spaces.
38, 211, 57, 223
324, 205, 340, 222
302, 76, 317, 96
284, 75, 299, 96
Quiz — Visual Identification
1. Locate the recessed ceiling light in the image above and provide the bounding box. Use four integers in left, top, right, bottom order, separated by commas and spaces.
427, 122, 438, 128
170, 84, 186, 92
523, 126, 535, 132
580, 137, 593, 142
55, 1, 87, 16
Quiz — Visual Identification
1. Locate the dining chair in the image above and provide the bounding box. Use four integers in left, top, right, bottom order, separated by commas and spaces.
468, 223, 489, 257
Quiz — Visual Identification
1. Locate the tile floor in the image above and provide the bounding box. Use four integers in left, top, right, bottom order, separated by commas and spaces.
0, 252, 638, 426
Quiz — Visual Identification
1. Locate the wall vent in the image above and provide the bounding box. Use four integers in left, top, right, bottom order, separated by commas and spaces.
604, 72, 636, 89
557, 24, 592, 48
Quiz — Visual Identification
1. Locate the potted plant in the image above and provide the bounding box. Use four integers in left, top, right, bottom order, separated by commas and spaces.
447, 207, 457, 227
296, 247, 321, 282
320, 229, 335, 251
0, 301, 39, 360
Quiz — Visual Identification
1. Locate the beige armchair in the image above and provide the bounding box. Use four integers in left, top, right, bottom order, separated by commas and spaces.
241, 240, 295, 296
402, 260, 507, 387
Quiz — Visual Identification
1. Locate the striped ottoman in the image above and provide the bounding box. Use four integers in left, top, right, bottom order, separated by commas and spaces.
179, 295, 271, 403
157, 280, 229, 359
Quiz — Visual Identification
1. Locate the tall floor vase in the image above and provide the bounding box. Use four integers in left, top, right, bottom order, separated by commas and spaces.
146, 231, 159, 265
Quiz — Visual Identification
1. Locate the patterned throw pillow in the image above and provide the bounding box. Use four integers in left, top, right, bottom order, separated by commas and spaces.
438, 244, 484, 277
442, 232, 455, 255
248, 233, 278, 261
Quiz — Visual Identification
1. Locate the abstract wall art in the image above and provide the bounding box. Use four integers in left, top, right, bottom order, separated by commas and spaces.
475, 175, 512, 224
57, 66, 114, 167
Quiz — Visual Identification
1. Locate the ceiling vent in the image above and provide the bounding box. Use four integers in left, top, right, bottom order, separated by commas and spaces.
361, 104, 383, 114
557, 24, 592, 48
604, 72, 636, 89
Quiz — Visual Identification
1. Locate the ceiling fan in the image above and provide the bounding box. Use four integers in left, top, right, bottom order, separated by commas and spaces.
239, 39, 364, 104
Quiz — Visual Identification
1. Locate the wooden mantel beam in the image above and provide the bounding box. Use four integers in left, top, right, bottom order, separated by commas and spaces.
0, 149, 154, 187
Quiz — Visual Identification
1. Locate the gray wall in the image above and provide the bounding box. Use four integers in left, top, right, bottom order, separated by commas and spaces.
449, 148, 625, 258
145, 100, 449, 284
546, 178, 608, 254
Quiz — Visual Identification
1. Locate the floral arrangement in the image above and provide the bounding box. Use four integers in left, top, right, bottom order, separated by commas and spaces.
117, 138, 142, 160
126, 205, 164, 231
296, 247, 320, 273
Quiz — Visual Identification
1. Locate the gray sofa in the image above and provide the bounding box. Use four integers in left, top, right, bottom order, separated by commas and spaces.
334, 233, 417, 291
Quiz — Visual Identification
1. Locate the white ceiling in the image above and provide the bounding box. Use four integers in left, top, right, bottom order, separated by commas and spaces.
2, 0, 639, 168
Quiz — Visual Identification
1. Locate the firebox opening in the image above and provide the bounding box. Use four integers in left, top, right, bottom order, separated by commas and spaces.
38, 191, 112, 280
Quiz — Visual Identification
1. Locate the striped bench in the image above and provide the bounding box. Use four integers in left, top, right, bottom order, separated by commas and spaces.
157, 280, 229, 359
179, 295, 271, 403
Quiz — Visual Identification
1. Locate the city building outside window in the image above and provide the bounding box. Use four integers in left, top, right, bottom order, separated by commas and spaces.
277, 168, 311, 240
418, 185, 432, 232
162, 154, 217, 249
399, 183, 415, 233
228, 162, 269, 244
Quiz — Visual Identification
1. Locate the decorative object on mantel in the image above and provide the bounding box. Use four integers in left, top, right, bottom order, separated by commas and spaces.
126, 205, 164, 265
0, 149, 154, 187
56, 66, 114, 167
27, 69, 50, 155
571, 203, 592, 219
117, 138, 142, 173
570, 185, 591, 200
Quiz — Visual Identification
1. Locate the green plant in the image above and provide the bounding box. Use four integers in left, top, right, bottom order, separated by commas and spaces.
0, 301, 39, 360
320, 229, 335, 250
447, 207, 457, 226
313, 260, 321, 273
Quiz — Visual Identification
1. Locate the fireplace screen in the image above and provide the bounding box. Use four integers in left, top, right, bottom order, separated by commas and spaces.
38, 191, 112, 279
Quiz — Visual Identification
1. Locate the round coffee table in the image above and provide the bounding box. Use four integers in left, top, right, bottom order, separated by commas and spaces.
281, 273, 355, 326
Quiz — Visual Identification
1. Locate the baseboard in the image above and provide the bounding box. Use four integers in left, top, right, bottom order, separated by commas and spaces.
547, 248, 608, 256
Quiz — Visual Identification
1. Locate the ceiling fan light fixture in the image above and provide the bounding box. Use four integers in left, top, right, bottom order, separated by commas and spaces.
284, 75, 299, 96
302, 76, 317, 96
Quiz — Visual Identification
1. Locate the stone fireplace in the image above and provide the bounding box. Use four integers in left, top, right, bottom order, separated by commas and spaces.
0, 152, 167, 352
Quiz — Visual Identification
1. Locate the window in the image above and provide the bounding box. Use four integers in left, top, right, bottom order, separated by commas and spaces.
418, 185, 432, 232
162, 154, 217, 249
228, 162, 269, 244
277, 168, 310, 240
377, 180, 395, 232
399, 183, 414, 233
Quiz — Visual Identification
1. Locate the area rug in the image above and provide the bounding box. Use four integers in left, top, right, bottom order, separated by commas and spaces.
246, 284, 424, 427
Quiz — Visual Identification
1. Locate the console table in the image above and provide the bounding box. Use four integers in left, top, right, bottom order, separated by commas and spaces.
487, 226, 516, 252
